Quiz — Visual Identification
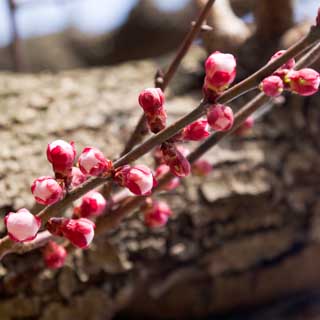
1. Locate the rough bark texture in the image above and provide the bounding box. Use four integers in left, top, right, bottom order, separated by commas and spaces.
0, 46, 319, 320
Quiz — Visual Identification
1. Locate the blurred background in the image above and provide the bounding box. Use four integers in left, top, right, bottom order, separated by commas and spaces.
0, 0, 318, 71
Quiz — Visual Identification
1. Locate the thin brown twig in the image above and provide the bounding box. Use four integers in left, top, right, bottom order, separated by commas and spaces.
0, 24, 318, 260
7, 0, 23, 71
121, 0, 216, 156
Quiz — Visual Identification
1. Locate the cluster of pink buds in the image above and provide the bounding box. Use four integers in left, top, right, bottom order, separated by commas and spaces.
155, 164, 180, 191
43, 240, 67, 269
73, 191, 107, 218
139, 88, 167, 133
143, 199, 172, 228
5, 209, 41, 242
260, 50, 319, 97
206, 104, 234, 132
203, 51, 237, 100
114, 165, 157, 196
46, 217, 95, 249
161, 142, 191, 177
192, 159, 212, 177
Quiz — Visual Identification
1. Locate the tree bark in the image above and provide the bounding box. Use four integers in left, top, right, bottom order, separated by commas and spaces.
0, 48, 319, 319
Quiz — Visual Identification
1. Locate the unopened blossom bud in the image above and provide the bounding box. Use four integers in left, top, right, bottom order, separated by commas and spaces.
143, 200, 172, 228
161, 142, 191, 177
47, 140, 76, 176
43, 240, 67, 269
234, 116, 255, 136
46, 217, 95, 249
316, 8, 320, 26
206, 104, 234, 132
155, 164, 180, 191
288, 68, 320, 96
260, 75, 284, 97
145, 106, 167, 133
114, 165, 157, 196
31, 176, 63, 205
5, 209, 41, 242
138, 88, 165, 113
204, 51, 236, 92
153, 146, 165, 165
192, 159, 212, 177
73, 191, 107, 218
182, 119, 210, 141
70, 167, 87, 188
269, 50, 295, 70
78, 147, 113, 176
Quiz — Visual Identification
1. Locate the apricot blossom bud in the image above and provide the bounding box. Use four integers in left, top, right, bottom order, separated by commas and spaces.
31, 176, 63, 205
143, 200, 172, 228
43, 241, 67, 269
46, 217, 95, 249
269, 50, 295, 70
114, 165, 157, 196
161, 142, 191, 177
47, 140, 76, 176
260, 75, 284, 97
182, 119, 210, 141
192, 159, 212, 177
155, 164, 180, 191
206, 104, 234, 132
288, 68, 320, 96
73, 191, 107, 218
5, 209, 41, 242
70, 167, 87, 188
234, 116, 255, 136
204, 51, 236, 92
78, 147, 113, 176
138, 88, 165, 113
145, 106, 167, 133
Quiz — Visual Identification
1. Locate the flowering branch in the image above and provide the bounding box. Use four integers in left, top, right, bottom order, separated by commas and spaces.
0, 17, 319, 261
121, 0, 216, 155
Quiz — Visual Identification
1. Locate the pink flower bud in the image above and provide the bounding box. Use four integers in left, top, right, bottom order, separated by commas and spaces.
143, 200, 172, 228
138, 88, 165, 113
260, 75, 284, 97
316, 8, 320, 26
47, 140, 76, 176
78, 147, 113, 176
31, 176, 63, 205
46, 217, 95, 249
234, 116, 255, 136
288, 68, 320, 96
70, 167, 87, 188
114, 165, 157, 196
182, 119, 210, 141
204, 51, 236, 92
206, 104, 234, 132
161, 142, 191, 177
73, 191, 107, 218
43, 240, 67, 269
145, 106, 167, 133
192, 159, 212, 177
5, 209, 41, 242
269, 50, 295, 70
155, 164, 180, 191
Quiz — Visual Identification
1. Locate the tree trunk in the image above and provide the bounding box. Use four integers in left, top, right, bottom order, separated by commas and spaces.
0, 47, 319, 320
